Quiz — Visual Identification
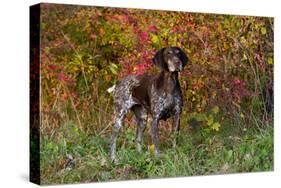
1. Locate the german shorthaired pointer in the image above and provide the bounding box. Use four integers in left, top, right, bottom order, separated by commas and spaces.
108, 47, 188, 161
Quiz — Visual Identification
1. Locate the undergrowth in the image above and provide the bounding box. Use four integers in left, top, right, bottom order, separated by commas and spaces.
40, 119, 273, 185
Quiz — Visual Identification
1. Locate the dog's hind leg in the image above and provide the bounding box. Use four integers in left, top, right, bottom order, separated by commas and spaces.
132, 105, 147, 152
110, 107, 128, 162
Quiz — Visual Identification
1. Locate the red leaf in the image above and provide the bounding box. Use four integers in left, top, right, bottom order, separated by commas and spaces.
148, 25, 158, 33
139, 31, 149, 44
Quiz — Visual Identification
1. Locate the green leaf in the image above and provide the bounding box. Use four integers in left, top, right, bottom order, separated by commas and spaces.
47, 142, 54, 150
192, 113, 207, 121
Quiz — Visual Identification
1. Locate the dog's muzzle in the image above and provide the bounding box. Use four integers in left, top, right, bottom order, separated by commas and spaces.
168, 59, 183, 72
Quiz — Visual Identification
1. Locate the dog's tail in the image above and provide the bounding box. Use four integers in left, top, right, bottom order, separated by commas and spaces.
107, 85, 116, 93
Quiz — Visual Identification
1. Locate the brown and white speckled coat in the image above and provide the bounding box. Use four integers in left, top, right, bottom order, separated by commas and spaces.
109, 47, 188, 161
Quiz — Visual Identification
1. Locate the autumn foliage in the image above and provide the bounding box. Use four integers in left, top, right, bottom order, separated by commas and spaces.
38, 4, 273, 184
40, 4, 273, 136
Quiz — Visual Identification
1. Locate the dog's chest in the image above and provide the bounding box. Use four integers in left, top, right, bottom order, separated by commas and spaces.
150, 88, 182, 119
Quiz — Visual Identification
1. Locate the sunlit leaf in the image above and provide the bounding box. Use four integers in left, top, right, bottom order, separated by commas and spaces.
267, 57, 273, 65
212, 106, 220, 114
211, 122, 221, 131
148, 144, 155, 153
207, 115, 214, 126
109, 63, 118, 75
261, 27, 267, 35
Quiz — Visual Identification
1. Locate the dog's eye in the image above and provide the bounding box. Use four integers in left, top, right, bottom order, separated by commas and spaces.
167, 51, 173, 54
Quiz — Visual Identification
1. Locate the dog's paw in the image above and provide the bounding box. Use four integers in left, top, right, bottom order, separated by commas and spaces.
111, 157, 119, 164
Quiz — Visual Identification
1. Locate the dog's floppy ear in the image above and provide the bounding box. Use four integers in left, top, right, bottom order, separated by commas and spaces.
176, 47, 188, 67
153, 48, 167, 70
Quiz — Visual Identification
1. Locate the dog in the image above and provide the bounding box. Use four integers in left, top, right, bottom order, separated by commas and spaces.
108, 47, 188, 161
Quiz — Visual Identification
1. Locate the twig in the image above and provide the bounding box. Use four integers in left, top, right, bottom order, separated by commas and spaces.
96, 122, 112, 136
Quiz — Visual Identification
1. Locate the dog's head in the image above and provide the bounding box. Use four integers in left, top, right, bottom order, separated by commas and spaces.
152, 47, 188, 72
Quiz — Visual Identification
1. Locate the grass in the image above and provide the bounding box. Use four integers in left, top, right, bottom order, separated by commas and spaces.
40, 118, 273, 185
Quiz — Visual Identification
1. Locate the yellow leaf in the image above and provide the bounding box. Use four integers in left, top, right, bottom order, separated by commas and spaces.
240, 36, 247, 44
222, 84, 230, 92
240, 113, 245, 119
162, 30, 169, 37
110, 63, 118, 69
211, 122, 221, 131
104, 74, 111, 81
176, 42, 182, 47
223, 42, 229, 49
109, 63, 118, 75
267, 57, 273, 65
151, 34, 159, 44
192, 96, 196, 102
201, 99, 207, 108
242, 53, 248, 61
261, 27, 267, 35
73, 66, 79, 71
212, 106, 220, 114
207, 115, 214, 126
149, 144, 155, 152
211, 91, 217, 98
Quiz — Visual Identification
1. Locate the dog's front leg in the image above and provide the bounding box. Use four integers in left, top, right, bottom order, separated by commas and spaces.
172, 113, 180, 148
151, 117, 160, 155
